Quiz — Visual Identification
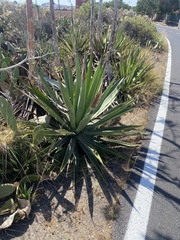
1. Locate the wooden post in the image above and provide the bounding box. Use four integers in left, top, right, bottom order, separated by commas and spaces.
50, 0, 60, 67
97, 0, 103, 40
89, 0, 94, 53
26, 0, 35, 85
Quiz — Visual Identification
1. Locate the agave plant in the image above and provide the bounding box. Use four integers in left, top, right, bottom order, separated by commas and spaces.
23, 55, 139, 192
59, 26, 89, 60
113, 47, 154, 101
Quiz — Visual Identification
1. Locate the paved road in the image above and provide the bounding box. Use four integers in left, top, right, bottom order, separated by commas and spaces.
113, 25, 180, 240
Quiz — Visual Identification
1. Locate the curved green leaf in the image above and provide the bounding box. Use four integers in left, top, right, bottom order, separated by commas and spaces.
0, 96, 17, 131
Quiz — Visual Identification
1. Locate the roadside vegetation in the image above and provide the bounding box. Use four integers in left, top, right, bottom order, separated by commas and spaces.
0, 0, 166, 231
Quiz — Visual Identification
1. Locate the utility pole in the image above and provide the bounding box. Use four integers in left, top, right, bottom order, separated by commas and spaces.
26, 0, 35, 85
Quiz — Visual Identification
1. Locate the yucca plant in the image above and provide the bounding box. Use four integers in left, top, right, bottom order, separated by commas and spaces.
59, 26, 89, 60
113, 47, 154, 102
23, 55, 140, 194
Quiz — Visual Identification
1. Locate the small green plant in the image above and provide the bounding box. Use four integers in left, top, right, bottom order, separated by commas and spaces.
0, 174, 40, 230
18, 183, 35, 202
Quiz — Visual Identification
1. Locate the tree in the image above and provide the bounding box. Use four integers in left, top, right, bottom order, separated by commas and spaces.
136, 0, 180, 19
136, 0, 158, 18
105, 0, 131, 9
158, 0, 179, 16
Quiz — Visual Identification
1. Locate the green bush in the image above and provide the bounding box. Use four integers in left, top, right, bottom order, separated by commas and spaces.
0, 2, 27, 46
120, 16, 163, 49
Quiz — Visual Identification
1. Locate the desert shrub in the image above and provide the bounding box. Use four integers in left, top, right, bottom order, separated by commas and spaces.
0, 2, 27, 46
120, 16, 163, 50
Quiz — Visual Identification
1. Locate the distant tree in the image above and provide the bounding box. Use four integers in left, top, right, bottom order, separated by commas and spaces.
105, 0, 131, 9
158, 0, 179, 16
136, 0, 180, 19
136, 0, 158, 18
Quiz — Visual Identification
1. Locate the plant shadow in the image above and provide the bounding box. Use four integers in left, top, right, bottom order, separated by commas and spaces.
0, 153, 133, 239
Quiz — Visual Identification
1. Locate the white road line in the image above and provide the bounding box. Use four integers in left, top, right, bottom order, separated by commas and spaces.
123, 38, 172, 240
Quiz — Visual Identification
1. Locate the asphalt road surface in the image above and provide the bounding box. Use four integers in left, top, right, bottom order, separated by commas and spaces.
113, 25, 180, 240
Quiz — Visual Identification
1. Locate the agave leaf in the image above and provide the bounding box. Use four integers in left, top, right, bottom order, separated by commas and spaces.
59, 82, 76, 129
85, 55, 93, 94
0, 96, 17, 131
75, 78, 88, 125
62, 61, 74, 100
94, 141, 130, 160
75, 112, 93, 133
27, 87, 68, 128
75, 56, 93, 125
73, 145, 83, 191
84, 125, 140, 136
101, 137, 139, 147
44, 77, 60, 89
92, 101, 134, 127
86, 62, 105, 109
92, 79, 123, 118
60, 137, 76, 172
74, 55, 81, 113
78, 137, 107, 183
37, 71, 62, 105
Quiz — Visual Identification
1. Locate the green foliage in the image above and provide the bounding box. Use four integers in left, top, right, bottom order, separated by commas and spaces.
120, 16, 163, 48
0, 33, 27, 89
136, 0, 158, 17
105, 0, 130, 10
0, 2, 27, 46
93, 27, 111, 59
113, 47, 154, 101
75, 1, 99, 20
17, 175, 40, 202
0, 176, 39, 229
157, 0, 180, 19
59, 26, 89, 60
136, 0, 180, 19
0, 97, 17, 131
23, 56, 139, 193
0, 131, 47, 183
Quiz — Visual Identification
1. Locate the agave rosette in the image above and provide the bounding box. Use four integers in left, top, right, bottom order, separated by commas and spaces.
25, 55, 139, 186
